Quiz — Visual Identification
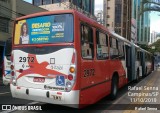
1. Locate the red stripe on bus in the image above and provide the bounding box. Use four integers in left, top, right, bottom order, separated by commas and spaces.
17, 54, 67, 80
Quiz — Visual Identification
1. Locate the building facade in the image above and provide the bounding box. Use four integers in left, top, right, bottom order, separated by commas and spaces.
104, 0, 132, 40
33, 0, 95, 17
150, 31, 158, 44
105, 0, 115, 31
104, 0, 150, 44
131, 0, 138, 43
95, 10, 104, 25
0, 0, 46, 75
134, 0, 151, 45
0, 0, 46, 44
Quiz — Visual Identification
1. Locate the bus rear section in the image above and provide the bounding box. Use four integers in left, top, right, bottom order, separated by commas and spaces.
3, 38, 12, 85
10, 13, 80, 108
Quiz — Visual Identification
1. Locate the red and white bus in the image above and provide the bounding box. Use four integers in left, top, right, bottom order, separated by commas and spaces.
3, 38, 12, 85
10, 10, 153, 108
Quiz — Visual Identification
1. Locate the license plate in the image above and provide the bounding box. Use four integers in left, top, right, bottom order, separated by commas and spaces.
33, 77, 45, 83
52, 95, 62, 101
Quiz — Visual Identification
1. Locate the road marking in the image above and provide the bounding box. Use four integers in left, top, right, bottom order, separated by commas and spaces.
27, 102, 40, 105
0, 92, 10, 95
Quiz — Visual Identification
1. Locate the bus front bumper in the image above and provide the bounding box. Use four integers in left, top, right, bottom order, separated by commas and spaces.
3, 76, 11, 85
10, 84, 79, 108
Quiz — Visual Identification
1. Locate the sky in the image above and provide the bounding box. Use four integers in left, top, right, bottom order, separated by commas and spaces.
24, 0, 160, 33
95, 0, 103, 11
24, 0, 32, 3
150, 12, 160, 33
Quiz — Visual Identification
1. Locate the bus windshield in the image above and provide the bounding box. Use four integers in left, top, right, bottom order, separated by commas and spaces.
14, 14, 73, 45
5, 38, 12, 56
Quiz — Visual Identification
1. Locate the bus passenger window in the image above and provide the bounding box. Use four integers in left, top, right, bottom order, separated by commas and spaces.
96, 31, 109, 59
81, 24, 94, 59
110, 37, 119, 59
137, 51, 140, 61
118, 41, 124, 59
109, 37, 112, 47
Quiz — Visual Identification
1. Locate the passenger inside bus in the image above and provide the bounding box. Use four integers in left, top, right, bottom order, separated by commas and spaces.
81, 25, 93, 59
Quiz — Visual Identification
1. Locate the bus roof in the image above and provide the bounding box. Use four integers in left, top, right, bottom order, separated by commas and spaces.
110, 31, 131, 44
16, 10, 76, 21
15, 10, 152, 55
15, 9, 108, 32
110, 31, 152, 54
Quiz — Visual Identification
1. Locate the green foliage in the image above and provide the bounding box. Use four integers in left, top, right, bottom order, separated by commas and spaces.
138, 40, 160, 53
149, 39, 160, 53
138, 44, 149, 50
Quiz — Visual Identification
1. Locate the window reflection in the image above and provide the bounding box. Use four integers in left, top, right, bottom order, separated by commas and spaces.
33, 0, 42, 6
43, 0, 52, 5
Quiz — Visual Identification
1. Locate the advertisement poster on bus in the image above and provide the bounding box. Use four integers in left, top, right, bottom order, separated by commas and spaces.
14, 14, 73, 45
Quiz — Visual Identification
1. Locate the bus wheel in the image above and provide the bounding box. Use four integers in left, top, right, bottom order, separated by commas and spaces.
110, 76, 118, 100
135, 69, 140, 83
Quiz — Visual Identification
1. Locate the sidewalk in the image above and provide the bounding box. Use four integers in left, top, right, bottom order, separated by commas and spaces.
103, 70, 160, 113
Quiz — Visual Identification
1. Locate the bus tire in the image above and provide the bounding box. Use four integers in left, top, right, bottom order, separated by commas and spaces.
110, 75, 118, 100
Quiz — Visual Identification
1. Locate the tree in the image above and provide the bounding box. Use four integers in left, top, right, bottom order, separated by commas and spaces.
138, 38, 160, 53
149, 39, 160, 53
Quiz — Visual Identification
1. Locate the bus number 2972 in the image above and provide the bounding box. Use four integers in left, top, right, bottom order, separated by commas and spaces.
84, 69, 95, 77
19, 57, 34, 63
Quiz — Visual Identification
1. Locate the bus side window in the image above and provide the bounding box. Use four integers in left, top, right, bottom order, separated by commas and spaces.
96, 31, 109, 59
109, 36, 112, 47
137, 51, 139, 60
118, 40, 124, 59
110, 37, 119, 59
81, 24, 94, 59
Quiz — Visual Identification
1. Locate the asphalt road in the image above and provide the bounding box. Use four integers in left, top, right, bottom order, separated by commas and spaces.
0, 78, 32, 106
0, 69, 160, 113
